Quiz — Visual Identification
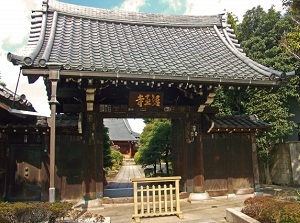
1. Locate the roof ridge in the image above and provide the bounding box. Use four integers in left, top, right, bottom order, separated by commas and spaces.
47, 0, 222, 27
219, 14, 286, 80
39, 11, 58, 67
214, 24, 286, 80
123, 118, 133, 134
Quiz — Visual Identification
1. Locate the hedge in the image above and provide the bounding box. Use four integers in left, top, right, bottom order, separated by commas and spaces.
0, 202, 72, 223
242, 196, 300, 223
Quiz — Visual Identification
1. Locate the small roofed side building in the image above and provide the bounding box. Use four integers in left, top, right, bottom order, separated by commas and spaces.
104, 119, 140, 158
0, 85, 49, 201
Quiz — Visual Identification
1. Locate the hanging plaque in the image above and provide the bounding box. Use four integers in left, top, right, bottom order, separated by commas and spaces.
129, 92, 163, 108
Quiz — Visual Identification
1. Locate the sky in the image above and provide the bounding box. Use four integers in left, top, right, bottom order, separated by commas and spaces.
0, 0, 284, 133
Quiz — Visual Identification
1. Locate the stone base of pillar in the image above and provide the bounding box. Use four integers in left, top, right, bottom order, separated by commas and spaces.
254, 191, 264, 197
49, 188, 55, 202
74, 198, 104, 210
188, 192, 210, 203
227, 193, 237, 198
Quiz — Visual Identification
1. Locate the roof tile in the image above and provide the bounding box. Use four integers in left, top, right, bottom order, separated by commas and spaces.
7, 0, 289, 85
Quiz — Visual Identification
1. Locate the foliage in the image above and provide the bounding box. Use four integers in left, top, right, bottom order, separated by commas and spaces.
242, 196, 300, 223
237, 6, 298, 69
136, 119, 172, 176
283, 0, 300, 18
296, 189, 300, 204
226, 12, 238, 33
213, 5, 300, 184
109, 148, 123, 170
238, 6, 299, 184
212, 87, 250, 115
282, 0, 300, 60
0, 202, 72, 223
133, 150, 141, 165
0, 202, 107, 223
246, 88, 296, 151
245, 86, 296, 184
103, 127, 112, 168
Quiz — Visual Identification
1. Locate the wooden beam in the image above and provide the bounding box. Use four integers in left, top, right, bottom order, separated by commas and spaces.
21, 69, 282, 87
57, 88, 85, 98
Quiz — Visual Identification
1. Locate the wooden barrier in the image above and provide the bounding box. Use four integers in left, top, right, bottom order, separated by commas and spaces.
131, 176, 183, 222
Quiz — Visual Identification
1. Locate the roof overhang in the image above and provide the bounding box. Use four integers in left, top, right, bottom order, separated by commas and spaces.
21, 68, 285, 87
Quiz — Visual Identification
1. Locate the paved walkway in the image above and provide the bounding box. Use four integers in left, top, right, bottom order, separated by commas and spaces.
104, 159, 144, 198
94, 160, 300, 223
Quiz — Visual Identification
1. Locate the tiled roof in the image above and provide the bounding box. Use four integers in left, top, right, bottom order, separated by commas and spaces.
104, 118, 139, 141
7, 0, 292, 86
0, 85, 35, 112
0, 85, 43, 126
208, 115, 271, 133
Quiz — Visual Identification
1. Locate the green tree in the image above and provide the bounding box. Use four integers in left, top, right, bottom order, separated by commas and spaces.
213, 6, 299, 184
282, 0, 300, 60
240, 6, 299, 184
227, 12, 238, 33
237, 6, 297, 69
212, 86, 250, 115
135, 122, 156, 168
245, 88, 296, 183
103, 127, 113, 168
136, 119, 172, 176
147, 120, 172, 176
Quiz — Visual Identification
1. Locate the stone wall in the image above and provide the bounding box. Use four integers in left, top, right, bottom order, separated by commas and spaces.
270, 142, 300, 186
289, 142, 300, 185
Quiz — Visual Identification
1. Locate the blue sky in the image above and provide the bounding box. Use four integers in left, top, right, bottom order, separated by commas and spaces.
59, 0, 284, 21
60, 0, 187, 15
0, 0, 284, 132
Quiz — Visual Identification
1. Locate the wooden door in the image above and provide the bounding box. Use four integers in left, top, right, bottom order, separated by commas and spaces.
203, 133, 254, 196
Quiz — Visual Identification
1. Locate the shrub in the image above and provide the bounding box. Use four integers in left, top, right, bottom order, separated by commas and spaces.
0, 202, 72, 223
242, 196, 300, 223
110, 148, 123, 169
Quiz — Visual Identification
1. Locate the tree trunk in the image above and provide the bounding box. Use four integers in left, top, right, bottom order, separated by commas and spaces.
264, 161, 272, 185
166, 161, 169, 176
165, 147, 169, 176
159, 159, 162, 173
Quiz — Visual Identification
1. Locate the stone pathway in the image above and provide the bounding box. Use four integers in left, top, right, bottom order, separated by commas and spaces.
104, 159, 144, 198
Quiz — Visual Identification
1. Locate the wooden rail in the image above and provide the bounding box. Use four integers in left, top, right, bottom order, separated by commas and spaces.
131, 176, 183, 222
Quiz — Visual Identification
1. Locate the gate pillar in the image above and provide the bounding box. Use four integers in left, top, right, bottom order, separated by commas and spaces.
172, 114, 205, 193
82, 88, 104, 199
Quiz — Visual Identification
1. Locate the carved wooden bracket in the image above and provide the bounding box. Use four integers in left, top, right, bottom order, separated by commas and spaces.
198, 92, 216, 112
86, 88, 96, 111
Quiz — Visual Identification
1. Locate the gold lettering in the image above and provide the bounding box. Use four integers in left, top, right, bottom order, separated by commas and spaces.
152, 94, 160, 106
135, 93, 161, 107
144, 94, 152, 106
136, 94, 144, 107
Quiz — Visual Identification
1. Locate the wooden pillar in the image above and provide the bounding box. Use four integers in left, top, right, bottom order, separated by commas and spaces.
82, 112, 97, 199
171, 118, 186, 191
172, 114, 205, 193
82, 112, 104, 199
185, 114, 205, 193
47, 64, 60, 202
193, 132, 205, 192
251, 133, 260, 192
96, 114, 104, 198
82, 87, 104, 199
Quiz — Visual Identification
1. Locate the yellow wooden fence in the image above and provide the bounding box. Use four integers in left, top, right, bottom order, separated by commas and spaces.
131, 176, 183, 222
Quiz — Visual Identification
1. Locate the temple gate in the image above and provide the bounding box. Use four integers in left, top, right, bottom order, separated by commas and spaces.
6, 0, 294, 201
